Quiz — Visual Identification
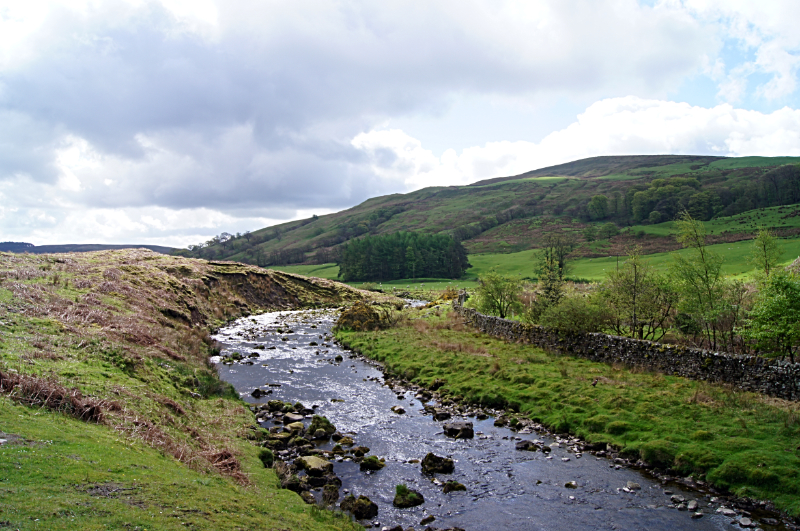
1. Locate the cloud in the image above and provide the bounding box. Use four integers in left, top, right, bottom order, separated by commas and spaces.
0, 0, 799, 246
354, 97, 800, 187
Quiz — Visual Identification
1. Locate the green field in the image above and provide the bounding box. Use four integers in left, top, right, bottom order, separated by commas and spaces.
628, 204, 800, 237
467, 236, 800, 281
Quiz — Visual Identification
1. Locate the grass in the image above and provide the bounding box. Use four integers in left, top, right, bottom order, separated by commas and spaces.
0, 249, 368, 531
467, 236, 800, 281
629, 204, 800, 237
336, 309, 800, 517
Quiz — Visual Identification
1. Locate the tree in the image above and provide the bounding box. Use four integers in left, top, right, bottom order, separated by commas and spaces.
588, 194, 609, 220
539, 294, 609, 333
538, 232, 576, 281
583, 225, 597, 242
602, 249, 677, 341
749, 226, 782, 278
669, 211, 727, 349
474, 269, 522, 319
741, 271, 800, 362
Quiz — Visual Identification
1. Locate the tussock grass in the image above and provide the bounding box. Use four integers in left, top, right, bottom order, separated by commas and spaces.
0, 249, 368, 531
337, 307, 800, 517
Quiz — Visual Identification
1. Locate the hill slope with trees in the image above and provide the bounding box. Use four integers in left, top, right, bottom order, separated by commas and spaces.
177, 155, 800, 272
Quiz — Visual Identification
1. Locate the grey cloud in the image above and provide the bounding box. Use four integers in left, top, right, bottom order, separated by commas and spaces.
0, 0, 715, 215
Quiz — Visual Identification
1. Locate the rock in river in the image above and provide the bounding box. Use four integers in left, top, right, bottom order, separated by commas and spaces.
295, 455, 333, 477
393, 485, 425, 508
421, 452, 454, 474
341, 494, 379, 520
283, 412, 304, 423
443, 421, 474, 439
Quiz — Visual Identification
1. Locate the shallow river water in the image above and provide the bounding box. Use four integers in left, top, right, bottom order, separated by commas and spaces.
212, 308, 782, 531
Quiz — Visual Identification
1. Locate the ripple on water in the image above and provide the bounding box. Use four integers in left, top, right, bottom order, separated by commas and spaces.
213, 310, 775, 531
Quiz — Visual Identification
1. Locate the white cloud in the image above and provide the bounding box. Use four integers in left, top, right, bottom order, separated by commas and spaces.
355, 96, 800, 187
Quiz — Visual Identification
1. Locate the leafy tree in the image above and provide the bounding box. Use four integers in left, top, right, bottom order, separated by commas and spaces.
337, 232, 469, 281
749, 226, 782, 278
669, 211, 728, 349
741, 271, 800, 363
473, 269, 522, 319
588, 194, 609, 220
538, 232, 576, 281
582, 225, 597, 242
597, 222, 619, 239
601, 249, 677, 341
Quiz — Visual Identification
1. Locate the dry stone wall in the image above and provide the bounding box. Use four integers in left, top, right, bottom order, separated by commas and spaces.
452, 302, 800, 402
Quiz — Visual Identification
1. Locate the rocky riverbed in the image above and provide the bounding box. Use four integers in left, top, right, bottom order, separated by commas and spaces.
212, 308, 793, 531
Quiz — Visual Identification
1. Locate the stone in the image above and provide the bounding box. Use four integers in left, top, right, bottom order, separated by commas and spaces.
443, 481, 466, 493
565, 481, 578, 489
670, 495, 686, 504
308, 415, 336, 436
391, 405, 406, 415
341, 494, 379, 520
421, 452, 454, 474
691, 512, 704, 519
283, 412, 304, 423
311, 429, 328, 440
295, 456, 333, 477
338, 436, 355, 446
322, 484, 340, 506
393, 485, 425, 508
359, 455, 386, 471
433, 409, 451, 421
420, 515, 436, 525
515, 440, 538, 451
687, 500, 698, 511
739, 518, 753, 528
351, 446, 370, 458
717, 507, 737, 517
300, 491, 316, 504
285, 421, 305, 432
442, 422, 474, 439
626, 482, 641, 491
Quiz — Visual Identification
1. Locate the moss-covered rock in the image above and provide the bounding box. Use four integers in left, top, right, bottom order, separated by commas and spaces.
393, 484, 424, 508
359, 455, 386, 471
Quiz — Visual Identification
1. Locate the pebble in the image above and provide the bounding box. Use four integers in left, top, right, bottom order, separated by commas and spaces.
691, 512, 704, 519
687, 500, 698, 511
561, 457, 570, 462
717, 507, 737, 517
739, 517, 753, 528
626, 482, 641, 491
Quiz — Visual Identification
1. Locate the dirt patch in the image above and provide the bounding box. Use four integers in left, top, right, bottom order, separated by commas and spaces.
0, 432, 29, 446
81, 482, 138, 498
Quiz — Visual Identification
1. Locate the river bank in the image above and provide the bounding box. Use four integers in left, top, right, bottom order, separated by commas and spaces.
335, 304, 800, 526
0, 250, 378, 530
211, 305, 794, 530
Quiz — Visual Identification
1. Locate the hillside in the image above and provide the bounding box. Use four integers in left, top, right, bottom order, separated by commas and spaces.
0, 242, 176, 254
178, 155, 800, 269
0, 249, 385, 530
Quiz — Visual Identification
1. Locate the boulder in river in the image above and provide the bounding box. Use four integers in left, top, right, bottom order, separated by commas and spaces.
283, 412, 304, 423
515, 440, 539, 451
443, 481, 467, 493
322, 484, 339, 506
433, 409, 451, 421
295, 455, 333, 477
308, 415, 336, 437
393, 484, 424, 508
443, 421, 474, 439
421, 452, 454, 474
390, 405, 406, 414
359, 455, 386, 471
340, 494, 379, 520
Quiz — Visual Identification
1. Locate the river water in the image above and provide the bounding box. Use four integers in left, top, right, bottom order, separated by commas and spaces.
212, 308, 780, 531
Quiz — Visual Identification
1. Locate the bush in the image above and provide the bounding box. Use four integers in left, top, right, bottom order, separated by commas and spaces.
539, 295, 609, 333
258, 448, 274, 468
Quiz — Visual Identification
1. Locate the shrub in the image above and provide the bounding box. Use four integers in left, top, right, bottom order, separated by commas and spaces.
539, 295, 609, 333
258, 448, 274, 468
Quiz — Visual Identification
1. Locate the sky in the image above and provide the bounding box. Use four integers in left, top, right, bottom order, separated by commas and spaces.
1, 0, 800, 248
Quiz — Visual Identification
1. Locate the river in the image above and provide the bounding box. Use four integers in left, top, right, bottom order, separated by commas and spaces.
212, 307, 783, 531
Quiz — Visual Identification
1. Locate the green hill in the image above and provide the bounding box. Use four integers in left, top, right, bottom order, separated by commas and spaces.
178, 155, 800, 276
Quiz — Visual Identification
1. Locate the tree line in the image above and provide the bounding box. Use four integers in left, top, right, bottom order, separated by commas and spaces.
337, 232, 470, 282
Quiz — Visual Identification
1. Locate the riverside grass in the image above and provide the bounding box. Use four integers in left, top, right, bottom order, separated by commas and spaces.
336, 308, 800, 517
0, 249, 367, 531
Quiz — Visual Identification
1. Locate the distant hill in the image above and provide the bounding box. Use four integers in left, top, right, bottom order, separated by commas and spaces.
177, 154, 800, 266
0, 242, 176, 255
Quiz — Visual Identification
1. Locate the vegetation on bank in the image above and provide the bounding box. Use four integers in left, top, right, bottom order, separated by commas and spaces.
335, 309, 800, 517
0, 249, 371, 531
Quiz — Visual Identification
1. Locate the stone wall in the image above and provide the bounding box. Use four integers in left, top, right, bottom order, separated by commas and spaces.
452, 302, 800, 402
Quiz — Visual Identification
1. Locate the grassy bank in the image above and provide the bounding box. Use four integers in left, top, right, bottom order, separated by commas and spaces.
336, 308, 800, 517
0, 249, 372, 531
